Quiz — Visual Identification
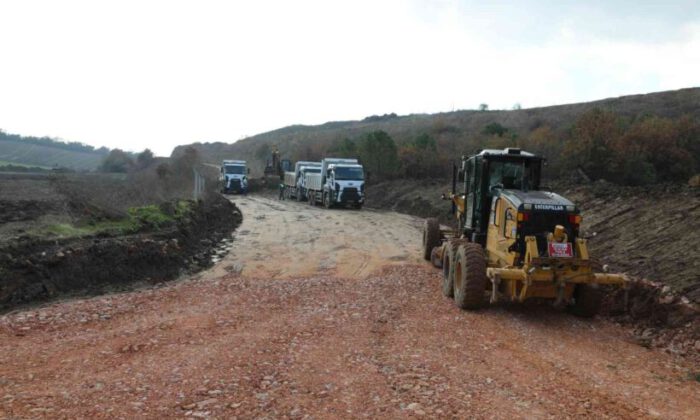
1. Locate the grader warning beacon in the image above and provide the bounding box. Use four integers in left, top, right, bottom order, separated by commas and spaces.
422, 148, 627, 316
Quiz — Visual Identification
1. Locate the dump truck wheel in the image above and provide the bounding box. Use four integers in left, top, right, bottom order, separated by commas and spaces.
441, 243, 456, 298
453, 243, 487, 310
568, 284, 603, 318
422, 218, 440, 261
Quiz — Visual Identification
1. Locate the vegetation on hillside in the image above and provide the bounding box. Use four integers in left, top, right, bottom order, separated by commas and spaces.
173, 88, 700, 186
0, 129, 108, 155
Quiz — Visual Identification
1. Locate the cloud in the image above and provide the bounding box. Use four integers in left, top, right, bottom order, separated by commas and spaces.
0, 0, 698, 155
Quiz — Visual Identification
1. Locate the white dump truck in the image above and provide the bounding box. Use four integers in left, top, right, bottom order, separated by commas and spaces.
306, 158, 365, 209
220, 160, 249, 194
283, 161, 322, 201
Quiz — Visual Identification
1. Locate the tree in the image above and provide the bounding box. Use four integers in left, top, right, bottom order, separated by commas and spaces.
482, 122, 508, 137
412, 133, 437, 152
331, 138, 358, 158
156, 162, 171, 179
255, 143, 271, 162
479, 103, 489, 112
99, 149, 134, 173
358, 130, 399, 180
136, 149, 155, 169
563, 108, 622, 180
512, 103, 522, 110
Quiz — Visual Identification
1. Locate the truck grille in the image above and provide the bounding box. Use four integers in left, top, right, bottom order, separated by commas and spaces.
341, 188, 360, 202
230, 179, 242, 191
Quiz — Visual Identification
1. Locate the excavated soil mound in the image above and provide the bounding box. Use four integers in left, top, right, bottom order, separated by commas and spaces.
0, 194, 241, 309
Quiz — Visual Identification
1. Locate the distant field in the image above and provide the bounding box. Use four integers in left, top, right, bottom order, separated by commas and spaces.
0, 159, 52, 169
0, 141, 104, 170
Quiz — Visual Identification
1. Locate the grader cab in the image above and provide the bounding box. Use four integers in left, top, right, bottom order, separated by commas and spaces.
422, 148, 627, 316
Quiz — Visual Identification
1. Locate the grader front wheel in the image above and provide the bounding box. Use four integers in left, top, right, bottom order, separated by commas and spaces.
441, 239, 466, 298
422, 218, 440, 261
453, 243, 487, 310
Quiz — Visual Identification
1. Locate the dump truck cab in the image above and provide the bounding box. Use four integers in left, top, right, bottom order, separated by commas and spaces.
424, 147, 627, 316
220, 160, 249, 194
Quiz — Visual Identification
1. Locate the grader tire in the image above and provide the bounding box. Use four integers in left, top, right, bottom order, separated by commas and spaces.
442, 239, 467, 298
441, 243, 456, 298
453, 243, 487, 310
568, 284, 603, 318
422, 218, 441, 261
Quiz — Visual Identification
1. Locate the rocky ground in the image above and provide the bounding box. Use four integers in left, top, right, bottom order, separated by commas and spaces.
1, 196, 698, 419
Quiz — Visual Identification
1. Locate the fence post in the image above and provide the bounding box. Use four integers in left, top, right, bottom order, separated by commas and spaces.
193, 168, 205, 201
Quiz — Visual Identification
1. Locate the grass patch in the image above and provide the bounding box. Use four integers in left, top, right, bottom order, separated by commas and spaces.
128, 205, 173, 228
44, 223, 93, 237
37, 201, 195, 239
174, 200, 193, 219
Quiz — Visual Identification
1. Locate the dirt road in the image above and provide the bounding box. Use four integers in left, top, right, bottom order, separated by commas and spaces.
1, 196, 698, 419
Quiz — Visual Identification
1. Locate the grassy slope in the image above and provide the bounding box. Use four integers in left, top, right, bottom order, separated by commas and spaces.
171, 87, 700, 175
0, 141, 105, 170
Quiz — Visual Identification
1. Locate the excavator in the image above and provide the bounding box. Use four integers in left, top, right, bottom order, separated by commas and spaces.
263, 146, 291, 186
422, 148, 627, 316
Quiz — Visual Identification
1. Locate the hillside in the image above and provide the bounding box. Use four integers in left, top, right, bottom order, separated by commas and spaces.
0, 132, 108, 171
171, 87, 700, 177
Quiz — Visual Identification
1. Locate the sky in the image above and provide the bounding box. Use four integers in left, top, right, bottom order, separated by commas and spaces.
1, 0, 699, 156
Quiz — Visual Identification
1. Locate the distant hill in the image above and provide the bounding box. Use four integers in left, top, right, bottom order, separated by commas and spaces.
0, 131, 108, 171
172, 87, 700, 177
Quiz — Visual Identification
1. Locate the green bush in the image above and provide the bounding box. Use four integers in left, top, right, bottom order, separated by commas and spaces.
128, 205, 173, 228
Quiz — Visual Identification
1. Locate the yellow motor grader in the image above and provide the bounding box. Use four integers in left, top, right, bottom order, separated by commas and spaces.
422, 148, 627, 316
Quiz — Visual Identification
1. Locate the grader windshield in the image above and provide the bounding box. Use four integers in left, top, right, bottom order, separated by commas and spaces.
487, 159, 541, 192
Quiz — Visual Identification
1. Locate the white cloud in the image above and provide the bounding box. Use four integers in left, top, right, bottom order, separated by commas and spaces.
0, 0, 698, 155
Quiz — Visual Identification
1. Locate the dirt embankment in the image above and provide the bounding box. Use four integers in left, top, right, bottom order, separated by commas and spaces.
366, 179, 700, 355
0, 194, 241, 309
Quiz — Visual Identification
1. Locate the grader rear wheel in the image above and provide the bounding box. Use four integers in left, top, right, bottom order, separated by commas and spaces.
453, 243, 487, 310
422, 218, 440, 261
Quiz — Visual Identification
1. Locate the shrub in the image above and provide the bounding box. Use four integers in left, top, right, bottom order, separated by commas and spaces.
127, 205, 173, 228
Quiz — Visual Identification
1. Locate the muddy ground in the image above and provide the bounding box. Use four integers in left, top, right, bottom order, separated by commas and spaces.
1, 195, 698, 419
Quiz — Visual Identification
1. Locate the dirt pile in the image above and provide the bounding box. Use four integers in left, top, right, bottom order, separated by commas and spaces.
0, 194, 241, 309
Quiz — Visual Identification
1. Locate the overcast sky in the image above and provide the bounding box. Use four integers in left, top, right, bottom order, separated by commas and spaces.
1, 0, 699, 156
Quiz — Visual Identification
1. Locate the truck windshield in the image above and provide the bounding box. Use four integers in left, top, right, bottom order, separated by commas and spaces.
225, 165, 246, 175
334, 167, 364, 180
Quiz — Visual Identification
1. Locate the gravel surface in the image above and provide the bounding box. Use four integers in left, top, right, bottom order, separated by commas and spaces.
1, 196, 698, 419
